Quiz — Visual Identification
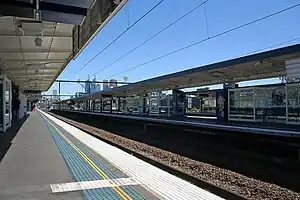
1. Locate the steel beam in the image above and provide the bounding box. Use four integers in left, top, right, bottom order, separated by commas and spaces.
0, 49, 71, 53
40, 1, 88, 16
13, 75, 54, 78
0, 0, 88, 16
55, 80, 131, 84
1, 59, 67, 62
41, 94, 73, 97
5, 67, 60, 71
21, 83, 52, 86
0, 34, 72, 38
9, 74, 57, 77
21, 81, 52, 84
0, 4, 33, 18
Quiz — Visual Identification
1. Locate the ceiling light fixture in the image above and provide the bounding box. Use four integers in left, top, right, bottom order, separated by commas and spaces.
34, 37, 43, 46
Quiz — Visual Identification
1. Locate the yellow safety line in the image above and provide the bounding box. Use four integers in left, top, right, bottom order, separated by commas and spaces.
41, 114, 132, 200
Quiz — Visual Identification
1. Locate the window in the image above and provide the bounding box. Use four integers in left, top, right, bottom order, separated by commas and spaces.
5, 81, 10, 114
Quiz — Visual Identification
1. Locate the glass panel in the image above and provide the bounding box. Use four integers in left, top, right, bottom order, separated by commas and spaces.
202, 96, 216, 114
229, 88, 254, 121
254, 88, 270, 121
185, 96, 200, 114
287, 84, 300, 124
0, 81, 3, 125
149, 96, 159, 115
5, 81, 10, 114
255, 86, 286, 123
119, 98, 127, 113
229, 90, 237, 115
185, 95, 216, 115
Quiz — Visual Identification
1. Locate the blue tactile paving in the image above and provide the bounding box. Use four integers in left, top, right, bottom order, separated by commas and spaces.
41, 116, 120, 200
50, 121, 148, 200
40, 113, 148, 200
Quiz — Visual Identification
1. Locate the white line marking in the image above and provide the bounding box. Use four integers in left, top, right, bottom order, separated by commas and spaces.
41, 110, 224, 200
50, 177, 139, 193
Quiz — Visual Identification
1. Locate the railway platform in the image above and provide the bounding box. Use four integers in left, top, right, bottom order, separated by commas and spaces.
52, 110, 300, 138
0, 110, 223, 200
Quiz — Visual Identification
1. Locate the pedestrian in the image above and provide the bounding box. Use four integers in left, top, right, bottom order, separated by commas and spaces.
12, 96, 20, 121
33, 104, 37, 112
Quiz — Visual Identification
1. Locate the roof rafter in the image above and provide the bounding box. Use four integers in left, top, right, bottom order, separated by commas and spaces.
0, 49, 71, 53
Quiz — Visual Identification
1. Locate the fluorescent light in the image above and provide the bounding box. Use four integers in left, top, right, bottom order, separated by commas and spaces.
34, 37, 42, 46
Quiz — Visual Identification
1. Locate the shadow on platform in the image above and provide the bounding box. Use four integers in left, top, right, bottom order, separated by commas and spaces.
0, 114, 29, 162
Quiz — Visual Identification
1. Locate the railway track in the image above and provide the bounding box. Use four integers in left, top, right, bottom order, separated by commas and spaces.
49, 110, 300, 200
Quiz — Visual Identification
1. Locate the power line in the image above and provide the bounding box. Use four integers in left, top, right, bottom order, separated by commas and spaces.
107, 3, 300, 79
92, 0, 208, 77
109, 37, 300, 82
76, 0, 165, 74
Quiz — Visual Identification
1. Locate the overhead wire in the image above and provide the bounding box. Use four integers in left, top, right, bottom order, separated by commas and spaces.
106, 3, 300, 79
91, 0, 208, 77
76, 0, 165, 74
108, 37, 300, 82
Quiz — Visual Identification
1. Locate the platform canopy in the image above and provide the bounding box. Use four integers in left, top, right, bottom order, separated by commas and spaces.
0, 0, 127, 95
62, 43, 300, 102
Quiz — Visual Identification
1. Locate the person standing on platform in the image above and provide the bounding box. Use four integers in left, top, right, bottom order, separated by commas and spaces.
12, 97, 20, 121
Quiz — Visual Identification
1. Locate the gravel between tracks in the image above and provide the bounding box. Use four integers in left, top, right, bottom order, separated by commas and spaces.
51, 113, 300, 200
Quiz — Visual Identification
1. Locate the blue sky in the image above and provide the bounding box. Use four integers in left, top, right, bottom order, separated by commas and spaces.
47, 0, 300, 95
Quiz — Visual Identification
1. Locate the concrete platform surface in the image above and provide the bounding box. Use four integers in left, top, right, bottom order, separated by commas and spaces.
41, 110, 224, 200
0, 110, 224, 200
0, 111, 83, 200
